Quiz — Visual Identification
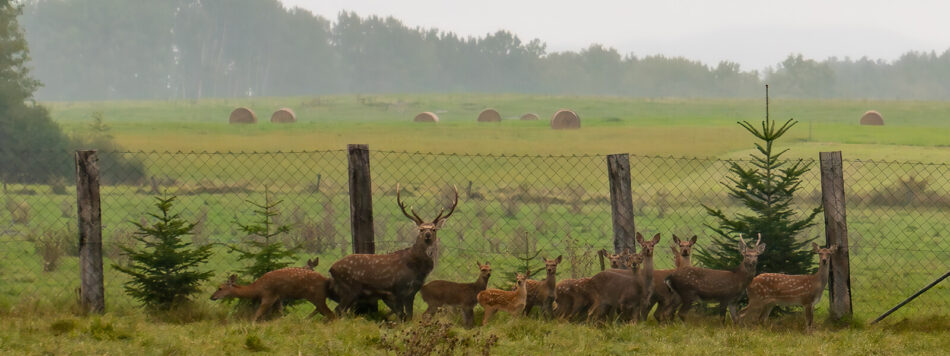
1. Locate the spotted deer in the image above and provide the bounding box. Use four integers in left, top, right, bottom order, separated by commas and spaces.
420, 261, 492, 328
523, 255, 562, 317
667, 234, 765, 323
329, 184, 458, 320
209, 269, 335, 321
672, 235, 698, 268
477, 273, 528, 325
741, 243, 838, 327
630, 233, 662, 322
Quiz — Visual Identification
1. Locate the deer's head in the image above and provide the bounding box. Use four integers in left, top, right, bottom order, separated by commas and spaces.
515, 273, 527, 289
397, 184, 459, 247
672, 234, 698, 260
813, 243, 837, 269
605, 249, 631, 268
210, 274, 239, 300
541, 255, 562, 275
738, 234, 766, 272
303, 257, 319, 270
627, 252, 644, 272
477, 261, 492, 280
636, 232, 662, 257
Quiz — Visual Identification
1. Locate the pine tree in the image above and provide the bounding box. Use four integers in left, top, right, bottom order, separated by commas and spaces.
695, 86, 823, 275
114, 195, 214, 310
229, 187, 297, 280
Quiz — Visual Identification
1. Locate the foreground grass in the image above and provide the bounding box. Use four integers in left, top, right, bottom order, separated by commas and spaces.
1, 306, 948, 355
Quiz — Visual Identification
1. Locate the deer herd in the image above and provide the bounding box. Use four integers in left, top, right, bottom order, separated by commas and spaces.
209, 185, 838, 329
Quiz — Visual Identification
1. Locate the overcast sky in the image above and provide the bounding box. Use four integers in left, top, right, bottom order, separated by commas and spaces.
279, 0, 950, 71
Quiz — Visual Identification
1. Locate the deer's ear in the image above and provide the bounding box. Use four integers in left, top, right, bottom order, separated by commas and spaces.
672, 234, 681, 244
689, 235, 698, 245
651, 233, 661, 244
756, 243, 766, 254
636, 232, 645, 244
476, 261, 482, 268
227, 274, 237, 286
555, 255, 562, 264
434, 218, 448, 229
812, 242, 820, 253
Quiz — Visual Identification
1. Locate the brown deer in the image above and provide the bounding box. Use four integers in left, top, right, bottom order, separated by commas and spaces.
672, 235, 698, 268
630, 233, 661, 322
641, 235, 697, 322
477, 273, 528, 325
420, 261, 492, 328
587, 252, 646, 322
667, 234, 765, 323
740, 243, 838, 328
209, 269, 335, 321
554, 249, 633, 321
329, 184, 458, 320
523, 255, 562, 317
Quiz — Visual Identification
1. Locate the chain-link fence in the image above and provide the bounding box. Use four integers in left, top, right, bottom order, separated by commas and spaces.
0, 149, 947, 319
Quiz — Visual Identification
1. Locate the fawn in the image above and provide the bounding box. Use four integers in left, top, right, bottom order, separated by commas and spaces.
420, 261, 492, 328
329, 184, 458, 320
524, 255, 562, 317
667, 234, 765, 323
741, 243, 838, 328
641, 235, 697, 322
477, 273, 528, 325
210, 268, 335, 322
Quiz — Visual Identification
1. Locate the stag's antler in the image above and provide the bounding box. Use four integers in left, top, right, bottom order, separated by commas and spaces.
431, 185, 459, 223
396, 184, 424, 225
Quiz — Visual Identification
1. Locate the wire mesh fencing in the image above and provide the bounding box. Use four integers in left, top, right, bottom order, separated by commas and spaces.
0, 149, 947, 320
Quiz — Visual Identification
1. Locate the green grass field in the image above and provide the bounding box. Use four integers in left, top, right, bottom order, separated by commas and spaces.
1, 93, 948, 354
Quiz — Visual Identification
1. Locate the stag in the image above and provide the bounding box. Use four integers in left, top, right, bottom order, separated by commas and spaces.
329, 184, 458, 320
667, 234, 765, 323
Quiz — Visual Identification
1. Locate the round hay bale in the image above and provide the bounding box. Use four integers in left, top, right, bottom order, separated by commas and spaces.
229, 107, 257, 124
414, 112, 439, 123
477, 108, 502, 122
270, 108, 297, 123
551, 109, 580, 130
520, 113, 539, 120
860, 110, 884, 126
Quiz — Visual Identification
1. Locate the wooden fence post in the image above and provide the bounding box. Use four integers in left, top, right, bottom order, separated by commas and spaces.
75, 150, 105, 313
347, 144, 375, 254
607, 153, 637, 254
819, 151, 853, 321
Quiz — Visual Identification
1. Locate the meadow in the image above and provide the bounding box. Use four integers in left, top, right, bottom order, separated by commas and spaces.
1, 93, 948, 354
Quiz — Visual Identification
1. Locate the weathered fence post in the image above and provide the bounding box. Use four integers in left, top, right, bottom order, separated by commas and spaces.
819, 151, 853, 321
607, 153, 637, 254
347, 144, 375, 254
75, 150, 105, 313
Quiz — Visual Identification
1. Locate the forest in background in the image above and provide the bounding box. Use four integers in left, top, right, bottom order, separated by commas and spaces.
19, 0, 950, 101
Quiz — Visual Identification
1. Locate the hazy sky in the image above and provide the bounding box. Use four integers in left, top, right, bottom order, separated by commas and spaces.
279, 0, 950, 71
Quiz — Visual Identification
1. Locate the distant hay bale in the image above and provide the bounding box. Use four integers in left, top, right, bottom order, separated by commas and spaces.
551, 109, 580, 130
860, 110, 884, 126
477, 109, 502, 122
520, 113, 539, 120
414, 112, 439, 123
229, 107, 257, 124
270, 108, 296, 123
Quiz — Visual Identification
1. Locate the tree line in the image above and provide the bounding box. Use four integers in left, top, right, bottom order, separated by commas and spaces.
20, 0, 950, 101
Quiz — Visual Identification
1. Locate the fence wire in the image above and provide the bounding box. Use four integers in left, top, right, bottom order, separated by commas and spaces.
0, 150, 946, 319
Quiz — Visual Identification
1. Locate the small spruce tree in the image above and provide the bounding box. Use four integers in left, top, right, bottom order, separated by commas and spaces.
114, 195, 213, 310
229, 187, 297, 280
695, 86, 823, 275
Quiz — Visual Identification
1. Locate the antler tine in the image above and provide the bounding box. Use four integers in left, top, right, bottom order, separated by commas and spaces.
432, 185, 459, 223
755, 233, 762, 247
738, 233, 747, 249
396, 183, 423, 225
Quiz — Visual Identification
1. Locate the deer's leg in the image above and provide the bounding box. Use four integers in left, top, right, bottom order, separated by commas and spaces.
728, 303, 739, 324
307, 297, 336, 320
423, 301, 441, 316
462, 307, 474, 328
482, 307, 496, 326
255, 295, 278, 322
402, 292, 417, 321
761, 304, 775, 324
676, 294, 695, 322
805, 304, 814, 329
